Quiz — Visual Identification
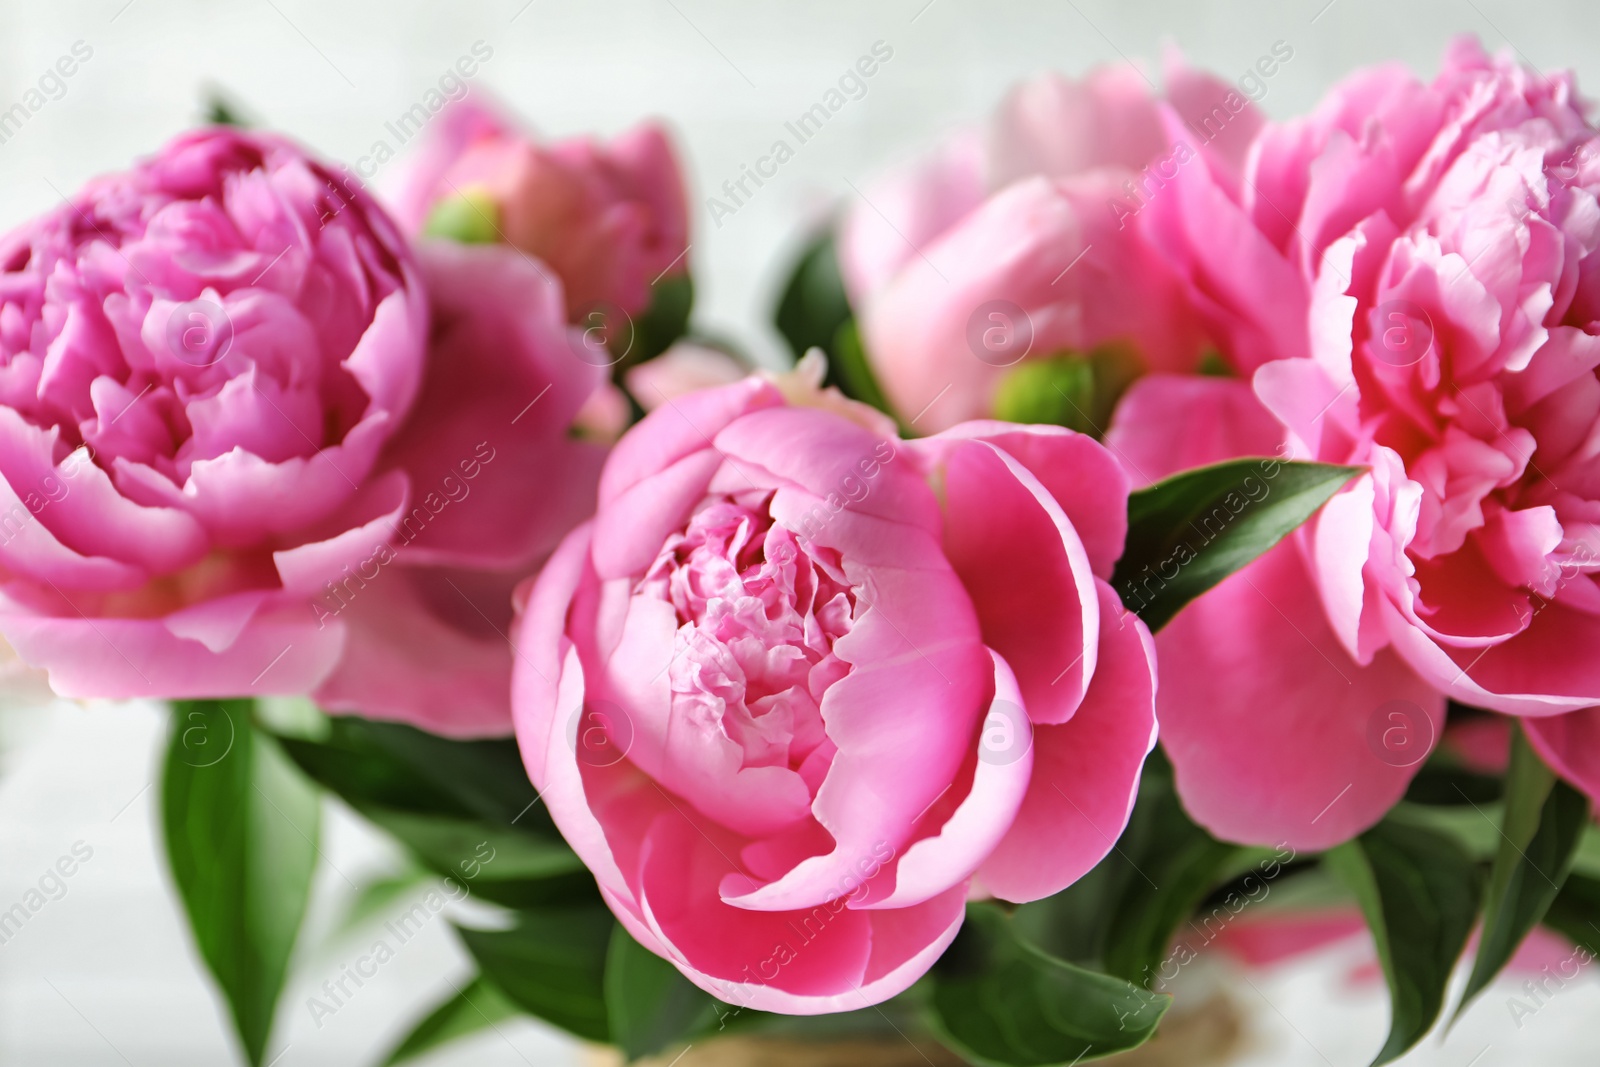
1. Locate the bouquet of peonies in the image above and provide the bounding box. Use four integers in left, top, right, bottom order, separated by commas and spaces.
7, 34, 1600, 1067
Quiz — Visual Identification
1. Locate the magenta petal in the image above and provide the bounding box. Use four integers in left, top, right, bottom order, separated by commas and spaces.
272, 470, 409, 595
977, 581, 1157, 902
513, 527, 652, 905
726, 526, 988, 912
714, 406, 942, 530
599, 377, 778, 508
1157, 543, 1445, 849
1385, 597, 1600, 716
0, 408, 206, 576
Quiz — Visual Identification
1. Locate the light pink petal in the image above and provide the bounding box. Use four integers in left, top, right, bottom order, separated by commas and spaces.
635, 808, 969, 1014
729, 496, 989, 912
592, 378, 780, 577
988, 67, 1165, 186
0, 599, 343, 699
1385, 596, 1600, 716
1162, 51, 1265, 181
625, 344, 747, 412
838, 128, 987, 304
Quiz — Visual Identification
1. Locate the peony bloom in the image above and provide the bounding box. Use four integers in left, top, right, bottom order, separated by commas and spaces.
0, 128, 603, 735
512, 361, 1157, 1011
1111, 36, 1600, 843
839, 56, 1272, 432
395, 97, 690, 321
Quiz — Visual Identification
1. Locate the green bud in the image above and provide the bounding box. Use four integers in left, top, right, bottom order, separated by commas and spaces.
422, 189, 501, 245
992, 354, 1098, 432
991, 342, 1144, 437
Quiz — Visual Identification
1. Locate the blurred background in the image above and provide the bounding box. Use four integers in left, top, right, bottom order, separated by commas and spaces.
0, 1, 1597, 1063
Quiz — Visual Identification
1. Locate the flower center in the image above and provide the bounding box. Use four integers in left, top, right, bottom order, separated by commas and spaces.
641, 491, 854, 788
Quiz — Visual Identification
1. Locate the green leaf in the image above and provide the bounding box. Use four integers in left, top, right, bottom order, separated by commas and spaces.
772, 232, 900, 419
381, 974, 519, 1066
456, 905, 614, 1043
829, 319, 896, 423
604, 925, 721, 1060
1111, 458, 1363, 631
1325, 819, 1482, 1065
162, 700, 319, 1065
1457, 728, 1589, 1016
1542, 870, 1600, 955
774, 231, 852, 363
1402, 762, 1503, 806
276, 716, 538, 825
928, 903, 1169, 1066
204, 91, 248, 126
1099, 776, 1243, 986
331, 868, 431, 941
626, 272, 695, 370
275, 716, 591, 906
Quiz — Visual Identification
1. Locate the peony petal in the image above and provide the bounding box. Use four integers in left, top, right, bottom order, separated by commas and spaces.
0, 598, 343, 699
977, 581, 1157, 902
314, 563, 516, 737
1105, 373, 1285, 487
925, 421, 1131, 579
854, 650, 1032, 910
917, 435, 1098, 725
378, 242, 606, 569
1156, 543, 1444, 849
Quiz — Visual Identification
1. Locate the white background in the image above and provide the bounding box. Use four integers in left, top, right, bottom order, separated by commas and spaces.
0, 1, 1597, 1064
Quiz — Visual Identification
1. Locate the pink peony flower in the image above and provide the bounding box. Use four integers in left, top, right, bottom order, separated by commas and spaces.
511, 364, 1157, 1012
0, 128, 604, 734
1111, 36, 1600, 842
395, 97, 690, 320
839, 57, 1269, 432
